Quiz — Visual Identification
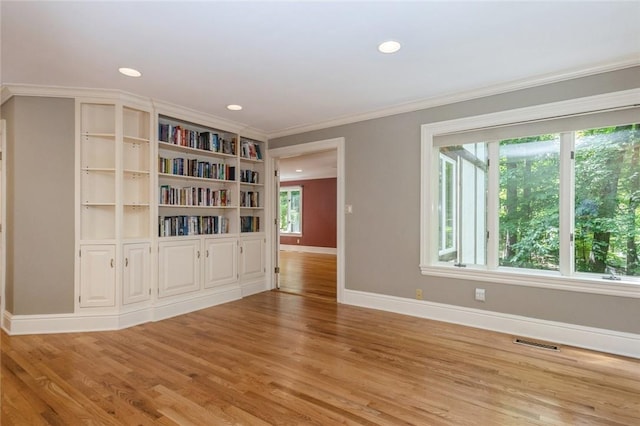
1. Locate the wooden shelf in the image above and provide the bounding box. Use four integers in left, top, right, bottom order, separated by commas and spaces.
159, 204, 236, 209
158, 141, 236, 160
158, 173, 235, 184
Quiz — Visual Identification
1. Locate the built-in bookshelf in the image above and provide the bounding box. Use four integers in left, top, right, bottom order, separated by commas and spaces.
77, 99, 153, 310
239, 137, 265, 233
80, 103, 116, 240
68, 91, 267, 322
123, 106, 151, 239
157, 116, 239, 237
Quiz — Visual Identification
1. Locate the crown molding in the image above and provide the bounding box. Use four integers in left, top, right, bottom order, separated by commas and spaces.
151, 98, 267, 141
0, 83, 268, 140
266, 57, 640, 139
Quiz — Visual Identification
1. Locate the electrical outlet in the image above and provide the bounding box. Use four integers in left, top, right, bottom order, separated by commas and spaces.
475, 288, 486, 302
415, 289, 423, 300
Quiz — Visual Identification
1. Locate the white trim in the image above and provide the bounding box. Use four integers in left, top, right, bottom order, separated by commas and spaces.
420, 88, 640, 298
4, 59, 636, 141
269, 137, 346, 303
267, 59, 640, 139
240, 279, 269, 297
2, 288, 242, 335
343, 289, 640, 359
0, 121, 6, 325
280, 245, 337, 255
0, 84, 268, 140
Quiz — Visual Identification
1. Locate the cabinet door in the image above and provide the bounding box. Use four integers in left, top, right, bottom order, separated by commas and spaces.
239, 237, 265, 280
123, 243, 150, 305
79, 244, 116, 308
158, 239, 200, 298
204, 238, 237, 289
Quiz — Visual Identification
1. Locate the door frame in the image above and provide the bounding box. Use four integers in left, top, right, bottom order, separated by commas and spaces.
268, 137, 345, 303
1, 120, 6, 320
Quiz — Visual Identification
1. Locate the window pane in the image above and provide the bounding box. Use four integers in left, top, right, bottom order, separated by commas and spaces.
499, 135, 560, 270
575, 124, 640, 277
290, 190, 301, 233
280, 191, 290, 232
438, 143, 487, 265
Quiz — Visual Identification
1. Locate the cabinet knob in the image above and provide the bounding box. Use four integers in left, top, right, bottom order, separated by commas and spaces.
197, 250, 200, 259
125, 258, 129, 267
206, 250, 209, 258
110, 259, 114, 268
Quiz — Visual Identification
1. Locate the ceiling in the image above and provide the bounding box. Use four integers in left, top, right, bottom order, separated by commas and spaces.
1, 1, 639, 138
279, 150, 337, 182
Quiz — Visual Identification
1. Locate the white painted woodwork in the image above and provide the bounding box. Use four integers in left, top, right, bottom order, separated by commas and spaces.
79, 244, 116, 308
122, 243, 150, 305
240, 237, 265, 280
204, 238, 237, 288
158, 239, 201, 298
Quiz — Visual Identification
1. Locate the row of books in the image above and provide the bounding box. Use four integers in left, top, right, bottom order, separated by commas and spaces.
240, 191, 260, 208
159, 157, 236, 181
240, 139, 263, 160
159, 123, 236, 155
159, 215, 229, 237
240, 216, 260, 233
159, 185, 231, 207
240, 169, 259, 184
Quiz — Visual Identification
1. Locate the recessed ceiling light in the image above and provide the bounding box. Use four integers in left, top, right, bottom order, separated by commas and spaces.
227, 104, 243, 111
118, 67, 142, 77
295, 169, 303, 173
378, 40, 401, 54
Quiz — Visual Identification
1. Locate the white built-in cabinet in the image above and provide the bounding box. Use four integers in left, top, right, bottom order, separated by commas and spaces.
76, 97, 153, 311
240, 236, 266, 281
158, 239, 201, 298
204, 238, 237, 288
79, 244, 116, 308
123, 243, 151, 305
76, 95, 267, 323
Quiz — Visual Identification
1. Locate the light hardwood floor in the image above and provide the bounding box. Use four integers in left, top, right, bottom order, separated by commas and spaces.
2, 290, 639, 425
278, 250, 336, 300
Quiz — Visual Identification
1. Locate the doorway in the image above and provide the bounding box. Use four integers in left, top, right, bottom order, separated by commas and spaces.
269, 138, 345, 302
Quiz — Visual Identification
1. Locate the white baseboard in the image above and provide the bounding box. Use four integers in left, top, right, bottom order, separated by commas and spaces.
152, 287, 242, 322
3, 287, 244, 335
280, 244, 337, 255
241, 279, 269, 297
343, 289, 640, 359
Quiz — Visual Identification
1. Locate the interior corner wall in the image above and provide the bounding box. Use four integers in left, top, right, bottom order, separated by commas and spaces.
268, 66, 640, 334
1, 96, 75, 315
280, 178, 337, 248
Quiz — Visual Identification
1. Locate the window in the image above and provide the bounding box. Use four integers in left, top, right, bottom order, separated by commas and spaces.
421, 91, 640, 296
280, 186, 302, 234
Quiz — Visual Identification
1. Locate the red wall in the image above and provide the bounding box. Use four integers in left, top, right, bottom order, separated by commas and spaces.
280, 178, 336, 248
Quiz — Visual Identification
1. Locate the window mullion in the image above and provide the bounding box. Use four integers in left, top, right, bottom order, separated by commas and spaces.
559, 132, 575, 276
486, 142, 499, 270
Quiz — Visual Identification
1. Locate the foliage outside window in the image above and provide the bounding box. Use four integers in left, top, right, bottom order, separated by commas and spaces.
280, 187, 302, 234
421, 92, 640, 297
433, 124, 639, 280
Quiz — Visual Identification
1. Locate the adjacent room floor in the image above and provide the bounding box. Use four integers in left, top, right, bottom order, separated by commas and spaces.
277, 250, 336, 300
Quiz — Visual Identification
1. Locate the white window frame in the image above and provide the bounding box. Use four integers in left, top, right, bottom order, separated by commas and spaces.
420, 89, 640, 298
280, 186, 302, 235
438, 154, 457, 256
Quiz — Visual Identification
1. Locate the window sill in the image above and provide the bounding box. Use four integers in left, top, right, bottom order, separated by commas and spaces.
419, 264, 640, 298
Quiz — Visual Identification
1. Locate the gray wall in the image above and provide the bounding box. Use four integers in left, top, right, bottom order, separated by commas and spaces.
1, 96, 75, 314
270, 66, 640, 334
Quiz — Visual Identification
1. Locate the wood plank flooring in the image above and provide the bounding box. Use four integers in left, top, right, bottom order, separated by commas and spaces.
278, 251, 336, 300
2, 291, 640, 425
